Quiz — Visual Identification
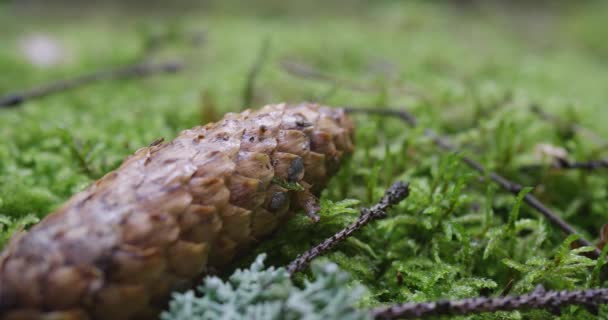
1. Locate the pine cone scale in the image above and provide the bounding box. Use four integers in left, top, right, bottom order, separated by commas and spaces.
0, 103, 355, 319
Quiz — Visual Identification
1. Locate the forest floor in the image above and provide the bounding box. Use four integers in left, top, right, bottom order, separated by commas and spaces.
1, 1, 608, 319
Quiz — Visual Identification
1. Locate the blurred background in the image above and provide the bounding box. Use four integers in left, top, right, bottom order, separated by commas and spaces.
2, 0, 607, 109
0, 0, 607, 231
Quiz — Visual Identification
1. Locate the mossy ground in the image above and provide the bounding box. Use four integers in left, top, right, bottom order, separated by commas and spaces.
1, 1, 608, 318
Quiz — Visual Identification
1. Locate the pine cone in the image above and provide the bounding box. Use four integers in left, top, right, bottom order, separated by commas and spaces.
0, 103, 354, 319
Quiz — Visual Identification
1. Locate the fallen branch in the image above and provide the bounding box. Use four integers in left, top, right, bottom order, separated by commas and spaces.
141, 30, 206, 59
0, 60, 183, 108
281, 60, 375, 93
371, 286, 608, 319
280, 60, 335, 84
287, 181, 410, 275
280, 60, 424, 98
521, 158, 608, 172
552, 158, 608, 171
530, 104, 608, 148
344, 107, 600, 256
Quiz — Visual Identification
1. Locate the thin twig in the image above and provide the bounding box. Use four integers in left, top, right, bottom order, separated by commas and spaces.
530, 104, 608, 148
280, 60, 423, 98
280, 60, 336, 85
520, 158, 608, 172
344, 107, 600, 257
242, 38, 271, 109
287, 181, 410, 275
371, 286, 608, 319
552, 158, 608, 170
0, 60, 183, 108
280, 59, 376, 93
140, 29, 206, 59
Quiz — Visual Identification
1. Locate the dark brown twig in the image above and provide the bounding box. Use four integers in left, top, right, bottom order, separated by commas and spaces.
552, 158, 608, 171
280, 60, 336, 85
530, 104, 608, 148
0, 60, 183, 108
140, 29, 206, 59
344, 107, 600, 256
242, 38, 271, 109
280, 60, 423, 98
371, 287, 608, 319
518, 158, 608, 174
287, 181, 410, 275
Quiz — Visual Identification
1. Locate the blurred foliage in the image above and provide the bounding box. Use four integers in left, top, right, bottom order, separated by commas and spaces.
1, 1, 608, 318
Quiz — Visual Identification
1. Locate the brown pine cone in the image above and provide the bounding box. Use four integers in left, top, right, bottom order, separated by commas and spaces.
0, 103, 354, 320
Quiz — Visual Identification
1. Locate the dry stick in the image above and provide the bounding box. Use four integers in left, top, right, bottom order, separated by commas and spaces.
371, 287, 608, 319
0, 60, 183, 108
280, 60, 423, 98
287, 181, 410, 275
344, 107, 600, 257
519, 158, 608, 173
530, 104, 608, 148
242, 38, 271, 109
281, 60, 375, 93
280, 60, 336, 85
552, 158, 608, 170
141, 30, 206, 59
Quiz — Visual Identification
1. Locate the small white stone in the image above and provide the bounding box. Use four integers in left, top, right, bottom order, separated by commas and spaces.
534, 143, 568, 162
19, 34, 65, 68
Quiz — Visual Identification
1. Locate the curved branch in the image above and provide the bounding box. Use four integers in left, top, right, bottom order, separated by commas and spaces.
371, 287, 608, 319
0, 60, 183, 108
287, 181, 410, 275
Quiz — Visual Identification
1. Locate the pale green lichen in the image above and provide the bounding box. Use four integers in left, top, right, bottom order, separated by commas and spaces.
161, 254, 370, 320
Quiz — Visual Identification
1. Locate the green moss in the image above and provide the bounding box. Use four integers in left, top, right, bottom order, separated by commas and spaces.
1, 2, 608, 318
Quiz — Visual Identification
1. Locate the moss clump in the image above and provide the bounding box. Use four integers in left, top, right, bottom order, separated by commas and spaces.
1, 1, 608, 319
